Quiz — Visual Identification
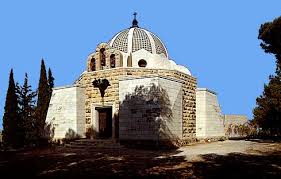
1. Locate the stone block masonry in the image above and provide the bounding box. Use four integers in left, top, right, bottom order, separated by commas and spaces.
119, 76, 183, 140
75, 67, 197, 140
46, 86, 86, 139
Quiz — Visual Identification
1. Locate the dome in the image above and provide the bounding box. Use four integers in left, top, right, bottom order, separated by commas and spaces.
109, 21, 168, 57
94, 13, 192, 76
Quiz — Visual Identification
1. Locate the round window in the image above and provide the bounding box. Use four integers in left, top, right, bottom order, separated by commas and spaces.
138, 59, 147, 67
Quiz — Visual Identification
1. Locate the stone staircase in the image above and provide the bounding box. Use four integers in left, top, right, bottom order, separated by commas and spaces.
65, 139, 123, 149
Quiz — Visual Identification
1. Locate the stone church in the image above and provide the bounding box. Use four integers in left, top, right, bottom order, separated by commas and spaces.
46, 15, 247, 144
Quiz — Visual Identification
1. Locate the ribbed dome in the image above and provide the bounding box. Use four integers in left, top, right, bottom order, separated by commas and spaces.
109, 27, 168, 57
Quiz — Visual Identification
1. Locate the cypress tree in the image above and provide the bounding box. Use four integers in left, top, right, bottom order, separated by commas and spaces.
2, 69, 20, 148
15, 82, 25, 147
36, 59, 49, 139
17, 73, 37, 145
47, 68, 54, 101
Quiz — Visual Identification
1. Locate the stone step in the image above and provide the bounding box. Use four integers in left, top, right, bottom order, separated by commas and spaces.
66, 139, 123, 149
70, 141, 118, 146
71, 139, 116, 144
74, 139, 115, 142
65, 144, 122, 149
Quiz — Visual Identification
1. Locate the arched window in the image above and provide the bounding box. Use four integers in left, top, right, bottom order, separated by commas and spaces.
138, 59, 147, 67
90, 58, 96, 71
100, 48, 106, 66
110, 54, 116, 68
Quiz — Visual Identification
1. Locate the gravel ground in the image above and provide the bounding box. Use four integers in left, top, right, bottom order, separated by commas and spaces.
0, 139, 281, 178
174, 139, 281, 160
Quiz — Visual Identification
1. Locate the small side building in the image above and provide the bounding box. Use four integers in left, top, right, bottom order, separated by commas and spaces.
196, 88, 225, 138
196, 88, 248, 139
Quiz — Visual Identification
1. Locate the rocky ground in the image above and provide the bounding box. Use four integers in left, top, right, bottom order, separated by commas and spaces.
0, 139, 281, 178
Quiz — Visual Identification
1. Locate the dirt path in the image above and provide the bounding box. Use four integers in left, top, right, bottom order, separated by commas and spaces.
0, 140, 281, 178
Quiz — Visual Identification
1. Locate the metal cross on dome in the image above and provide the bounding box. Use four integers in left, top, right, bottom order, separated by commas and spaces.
131, 12, 139, 28
133, 12, 137, 19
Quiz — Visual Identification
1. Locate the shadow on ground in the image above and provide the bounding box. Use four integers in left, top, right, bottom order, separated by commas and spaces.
191, 151, 281, 178
0, 144, 281, 178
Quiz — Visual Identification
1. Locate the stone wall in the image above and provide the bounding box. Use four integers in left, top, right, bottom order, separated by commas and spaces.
224, 115, 248, 126
119, 76, 183, 140
46, 86, 85, 139
157, 70, 196, 139
224, 115, 248, 136
75, 67, 196, 140
196, 88, 225, 138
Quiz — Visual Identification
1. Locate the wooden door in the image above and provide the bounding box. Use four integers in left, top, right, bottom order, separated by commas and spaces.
98, 108, 112, 138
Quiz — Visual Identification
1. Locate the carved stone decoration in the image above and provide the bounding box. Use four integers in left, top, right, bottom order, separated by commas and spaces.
92, 78, 111, 98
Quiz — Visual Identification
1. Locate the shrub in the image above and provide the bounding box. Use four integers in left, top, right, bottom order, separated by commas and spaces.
85, 127, 97, 139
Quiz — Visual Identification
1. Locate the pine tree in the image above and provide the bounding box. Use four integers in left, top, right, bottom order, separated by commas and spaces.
2, 69, 20, 148
254, 16, 281, 135
258, 16, 281, 77
254, 75, 281, 135
35, 59, 49, 140
17, 73, 37, 145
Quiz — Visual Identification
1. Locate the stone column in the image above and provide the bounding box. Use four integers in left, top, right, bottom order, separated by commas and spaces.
120, 55, 123, 67
95, 53, 101, 71
106, 53, 110, 69
127, 53, 132, 67
115, 55, 120, 68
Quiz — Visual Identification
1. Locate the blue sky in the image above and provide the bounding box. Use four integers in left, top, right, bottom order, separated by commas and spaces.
0, 1, 280, 129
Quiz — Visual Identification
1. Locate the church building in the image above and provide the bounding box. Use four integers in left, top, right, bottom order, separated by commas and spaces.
46, 14, 247, 145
